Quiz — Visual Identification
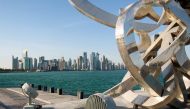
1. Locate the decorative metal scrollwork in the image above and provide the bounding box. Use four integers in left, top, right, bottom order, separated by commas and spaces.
69, 0, 190, 108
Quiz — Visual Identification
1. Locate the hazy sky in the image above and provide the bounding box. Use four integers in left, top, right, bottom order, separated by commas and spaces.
0, 0, 189, 69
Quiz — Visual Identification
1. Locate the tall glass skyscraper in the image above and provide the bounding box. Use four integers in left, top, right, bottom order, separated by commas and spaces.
33, 58, 38, 70
90, 52, 95, 70
22, 50, 33, 71
12, 56, 19, 70
83, 52, 88, 70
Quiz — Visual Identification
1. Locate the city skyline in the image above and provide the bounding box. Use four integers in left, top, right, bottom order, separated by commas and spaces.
12, 50, 126, 71
0, 0, 131, 69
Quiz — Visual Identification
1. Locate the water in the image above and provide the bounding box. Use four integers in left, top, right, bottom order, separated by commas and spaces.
0, 70, 126, 97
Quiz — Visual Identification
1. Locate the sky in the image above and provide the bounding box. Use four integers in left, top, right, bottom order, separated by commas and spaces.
0, 0, 136, 68
0, 0, 189, 69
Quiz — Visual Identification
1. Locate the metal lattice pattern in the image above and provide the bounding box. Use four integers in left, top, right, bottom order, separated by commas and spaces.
69, 0, 190, 108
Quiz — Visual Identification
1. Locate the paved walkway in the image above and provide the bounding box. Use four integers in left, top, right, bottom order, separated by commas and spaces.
0, 88, 45, 109
0, 88, 79, 109
1, 88, 190, 109
7, 88, 78, 105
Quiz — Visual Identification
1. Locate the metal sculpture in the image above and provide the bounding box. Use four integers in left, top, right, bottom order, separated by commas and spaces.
68, 0, 190, 108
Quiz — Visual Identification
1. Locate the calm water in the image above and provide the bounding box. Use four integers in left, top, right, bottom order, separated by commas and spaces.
0, 70, 126, 96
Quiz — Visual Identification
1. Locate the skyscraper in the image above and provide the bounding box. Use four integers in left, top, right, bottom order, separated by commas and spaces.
39, 56, 45, 63
95, 52, 101, 70
22, 49, 31, 71
12, 56, 19, 70
58, 57, 65, 71
23, 57, 30, 70
83, 52, 88, 70
68, 58, 72, 70
33, 58, 38, 70
23, 49, 28, 58
49, 59, 58, 71
101, 55, 108, 70
38, 56, 45, 70
77, 56, 83, 70
18, 60, 23, 70
73, 59, 77, 70
29, 58, 33, 70
90, 52, 96, 70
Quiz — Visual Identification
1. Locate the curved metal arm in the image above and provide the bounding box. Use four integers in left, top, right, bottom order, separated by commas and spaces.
69, 0, 118, 28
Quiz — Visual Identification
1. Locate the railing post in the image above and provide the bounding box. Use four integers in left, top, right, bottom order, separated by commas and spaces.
77, 91, 84, 99
50, 87, 55, 93
38, 85, 42, 90
57, 88, 63, 95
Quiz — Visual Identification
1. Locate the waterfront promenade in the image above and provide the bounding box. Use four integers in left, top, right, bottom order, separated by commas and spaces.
0, 88, 134, 109
0, 88, 78, 109
0, 88, 45, 109
1, 88, 190, 109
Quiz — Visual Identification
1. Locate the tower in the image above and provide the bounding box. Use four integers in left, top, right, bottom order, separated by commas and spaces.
83, 52, 88, 70
90, 52, 95, 71
12, 56, 19, 70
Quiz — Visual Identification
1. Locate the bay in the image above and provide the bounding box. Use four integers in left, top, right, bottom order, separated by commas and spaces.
0, 70, 126, 97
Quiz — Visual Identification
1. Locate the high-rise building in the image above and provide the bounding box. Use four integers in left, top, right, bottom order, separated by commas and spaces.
90, 52, 96, 70
65, 61, 69, 70
48, 59, 58, 71
73, 59, 77, 70
87, 59, 90, 70
43, 60, 49, 71
77, 56, 83, 70
23, 49, 28, 58
95, 52, 101, 70
22, 50, 33, 71
12, 56, 19, 70
29, 58, 33, 70
33, 58, 38, 70
83, 52, 88, 70
38, 56, 45, 70
18, 60, 23, 70
108, 60, 112, 70
68, 58, 72, 70
101, 55, 106, 70
23, 57, 30, 70
58, 57, 65, 71
39, 56, 45, 63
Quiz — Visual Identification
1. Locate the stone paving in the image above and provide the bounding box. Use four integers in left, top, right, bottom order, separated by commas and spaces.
0, 88, 45, 109
1, 88, 190, 109
7, 88, 78, 105
0, 88, 78, 109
